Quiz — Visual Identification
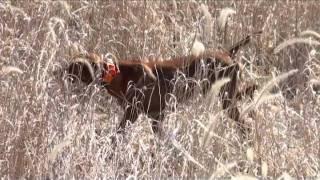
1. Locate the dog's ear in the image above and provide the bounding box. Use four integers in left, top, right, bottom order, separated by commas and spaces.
66, 52, 104, 85
66, 61, 96, 84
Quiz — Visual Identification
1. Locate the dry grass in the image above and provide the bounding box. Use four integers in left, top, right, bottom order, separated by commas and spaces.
1, 0, 320, 179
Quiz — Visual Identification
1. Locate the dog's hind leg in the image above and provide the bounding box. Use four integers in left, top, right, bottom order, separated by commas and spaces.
236, 83, 258, 101
221, 93, 249, 140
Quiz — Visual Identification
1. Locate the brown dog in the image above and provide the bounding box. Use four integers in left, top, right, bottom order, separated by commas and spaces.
66, 33, 260, 137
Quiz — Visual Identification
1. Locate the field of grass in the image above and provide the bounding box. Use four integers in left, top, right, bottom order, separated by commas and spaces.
1, 0, 320, 179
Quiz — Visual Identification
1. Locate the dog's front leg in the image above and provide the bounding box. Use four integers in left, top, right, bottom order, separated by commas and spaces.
117, 105, 140, 134
110, 105, 140, 147
147, 112, 165, 136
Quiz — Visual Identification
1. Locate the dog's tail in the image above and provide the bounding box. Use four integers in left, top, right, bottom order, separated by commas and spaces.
228, 30, 262, 58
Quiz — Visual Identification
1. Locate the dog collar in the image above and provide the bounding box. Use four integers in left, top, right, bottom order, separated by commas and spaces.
102, 62, 120, 84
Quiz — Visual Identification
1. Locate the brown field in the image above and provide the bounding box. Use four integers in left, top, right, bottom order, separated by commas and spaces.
1, 0, 320, 179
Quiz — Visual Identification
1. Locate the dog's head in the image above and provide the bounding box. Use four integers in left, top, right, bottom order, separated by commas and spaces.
66, 53, 119, 86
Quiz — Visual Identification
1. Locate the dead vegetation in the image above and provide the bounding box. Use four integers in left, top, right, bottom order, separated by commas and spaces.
0, 0, 320, 179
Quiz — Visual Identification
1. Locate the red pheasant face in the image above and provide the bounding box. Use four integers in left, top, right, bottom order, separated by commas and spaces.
101, 53, 120, 84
